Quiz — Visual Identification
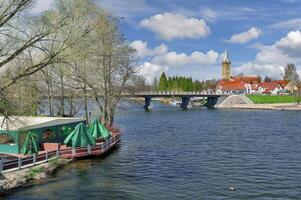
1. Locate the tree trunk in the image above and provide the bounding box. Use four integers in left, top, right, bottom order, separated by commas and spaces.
83, 84, 89, 124
59, 66, 65, 116
69, 93, 74, 116
49, 68, 54, 117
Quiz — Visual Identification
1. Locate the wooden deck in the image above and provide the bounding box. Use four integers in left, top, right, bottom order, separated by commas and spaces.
59, 134, 120, 159
0, 134, 121, 173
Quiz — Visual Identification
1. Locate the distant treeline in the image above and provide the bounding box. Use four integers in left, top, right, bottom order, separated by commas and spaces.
154, 72, 217, 92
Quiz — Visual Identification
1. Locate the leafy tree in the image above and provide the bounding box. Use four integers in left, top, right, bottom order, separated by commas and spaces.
158, 72, 168, 91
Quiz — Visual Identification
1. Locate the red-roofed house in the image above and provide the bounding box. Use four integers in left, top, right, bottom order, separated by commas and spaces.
217, 80, 252, 94
277, 80, 297, 93
232, 76, 261, 84
257, 82, 282, 94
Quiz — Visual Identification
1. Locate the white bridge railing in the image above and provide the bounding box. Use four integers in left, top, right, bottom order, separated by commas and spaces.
124, 91, 229, 96
0, 135, 120, 173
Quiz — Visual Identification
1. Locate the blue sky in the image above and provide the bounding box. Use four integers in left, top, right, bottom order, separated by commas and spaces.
34, 0, 301, 83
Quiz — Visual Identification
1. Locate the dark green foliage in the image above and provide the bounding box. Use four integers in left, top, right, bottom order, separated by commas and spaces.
154, 72, 204, 91
158, 72, 168, 91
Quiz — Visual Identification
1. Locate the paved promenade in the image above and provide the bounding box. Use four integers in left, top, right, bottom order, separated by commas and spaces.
219, 102, 301, 111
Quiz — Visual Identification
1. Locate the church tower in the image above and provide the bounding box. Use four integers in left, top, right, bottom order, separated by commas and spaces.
222, 49, 231, 80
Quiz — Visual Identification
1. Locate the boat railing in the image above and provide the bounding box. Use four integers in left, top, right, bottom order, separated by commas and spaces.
0, 134, 120, 173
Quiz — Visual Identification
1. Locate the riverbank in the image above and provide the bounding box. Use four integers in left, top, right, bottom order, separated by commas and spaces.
216, 95, 301, 111
0, 158, 70, 194
218, 102, 301, 110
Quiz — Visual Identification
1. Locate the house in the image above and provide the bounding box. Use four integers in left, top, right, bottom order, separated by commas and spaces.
278, 80, 297, 93
257, 82, 282, 95
0, 116, 85, 154
217, 80, 250, 94
232, 76, 261, 84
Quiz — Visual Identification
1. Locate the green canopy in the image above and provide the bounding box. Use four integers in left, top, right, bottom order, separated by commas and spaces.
89, 119, 111, 140
20, 132, 39, 155
64, 123, 95, 147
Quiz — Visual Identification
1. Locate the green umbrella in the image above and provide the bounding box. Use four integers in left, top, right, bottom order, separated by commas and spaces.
89, 119, 111, 141
20, 132, 39, 155
64, 123, 95, 147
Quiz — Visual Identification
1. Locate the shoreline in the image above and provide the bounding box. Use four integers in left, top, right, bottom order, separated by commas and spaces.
217, 103, 301, 111
0, 158, 70, 194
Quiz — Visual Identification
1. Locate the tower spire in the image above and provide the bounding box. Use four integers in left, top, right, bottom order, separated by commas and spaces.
221, 46, 231, 80
223, 45, 230, 63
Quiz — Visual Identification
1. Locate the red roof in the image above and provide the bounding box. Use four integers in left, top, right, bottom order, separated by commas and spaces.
232, 76, 261, 84
263, 88, 271, 94
258, 82, 281, 90
219, 80, 246, 91
277, 80, 289, 88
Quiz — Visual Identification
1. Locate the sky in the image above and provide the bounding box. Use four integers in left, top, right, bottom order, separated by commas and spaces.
33, 0, 301, 83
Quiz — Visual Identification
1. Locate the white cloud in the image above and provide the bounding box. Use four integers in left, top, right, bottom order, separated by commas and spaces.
138, 62, 168, 84
234, 31, 301, 77
98, 0, 152, 22
275, 30, 301, 57
129, 40, 168, 58
229, 27, 261, 44
200, 6, 257, 21
152, 50, 219, 67
200, 8, 219, 22
131, 41, 220, 81
31, 0, 53, 13
234, 63, 284, 78
271, 18, 301, 30
140, 13, 211, 40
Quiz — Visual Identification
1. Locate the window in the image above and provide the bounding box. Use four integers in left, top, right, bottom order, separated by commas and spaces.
0, 134, 15, 145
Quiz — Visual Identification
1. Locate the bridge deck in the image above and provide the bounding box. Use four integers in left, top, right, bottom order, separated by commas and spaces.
123, 92, 228, 98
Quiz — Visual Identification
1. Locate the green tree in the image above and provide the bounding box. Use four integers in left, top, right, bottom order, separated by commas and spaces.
158, 72, 168, 91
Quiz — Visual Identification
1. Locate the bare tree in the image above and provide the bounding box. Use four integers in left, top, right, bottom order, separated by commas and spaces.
283, 63, 299, 83
1, 0, 137, 128
0, 0, 91, 118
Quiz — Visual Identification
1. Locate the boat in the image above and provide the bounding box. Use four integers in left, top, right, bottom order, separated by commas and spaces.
170, 98, 181, 106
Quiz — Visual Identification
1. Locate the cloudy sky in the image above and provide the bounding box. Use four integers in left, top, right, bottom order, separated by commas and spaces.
34, 0, 301, 83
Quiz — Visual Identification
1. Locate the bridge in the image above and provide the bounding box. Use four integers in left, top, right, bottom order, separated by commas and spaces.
123, 91, 229, 110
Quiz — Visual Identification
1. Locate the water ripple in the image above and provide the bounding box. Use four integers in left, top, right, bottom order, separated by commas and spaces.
6, 107, 301, 200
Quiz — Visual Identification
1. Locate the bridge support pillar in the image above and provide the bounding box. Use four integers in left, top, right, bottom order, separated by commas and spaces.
205, 97, 219, 109
143, 97, 152, 110
180, 97, 190, 109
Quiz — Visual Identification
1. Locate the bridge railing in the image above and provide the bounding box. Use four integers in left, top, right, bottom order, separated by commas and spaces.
127, 91, 227, 95
122, 90, 233, 96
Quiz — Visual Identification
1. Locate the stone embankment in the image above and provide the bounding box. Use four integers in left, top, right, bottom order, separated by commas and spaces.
217, 95, 301, 111
0, 158, 70, 193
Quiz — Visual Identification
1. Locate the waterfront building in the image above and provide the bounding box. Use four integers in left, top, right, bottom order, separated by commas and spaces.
222, 49, 231, 80
257, 82, 284, 95
0, 116, 85, 154
278, 80, 298, 93
217, 49, 296, 95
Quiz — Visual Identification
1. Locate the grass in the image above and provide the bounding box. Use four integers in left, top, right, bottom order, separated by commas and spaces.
26, 166, 44, 179
48, 158, 59, 168
246, 95, 296, 104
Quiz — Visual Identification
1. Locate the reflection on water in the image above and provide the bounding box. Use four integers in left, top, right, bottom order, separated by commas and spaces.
6, 102, 301, 200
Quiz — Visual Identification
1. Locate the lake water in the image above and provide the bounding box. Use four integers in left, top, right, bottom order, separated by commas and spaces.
5, 102, 301, 199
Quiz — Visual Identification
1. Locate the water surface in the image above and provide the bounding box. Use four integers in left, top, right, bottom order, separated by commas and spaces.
6, 103, 301, 199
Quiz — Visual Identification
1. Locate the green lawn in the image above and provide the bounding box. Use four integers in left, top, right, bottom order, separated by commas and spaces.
246, 95, 296, 104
